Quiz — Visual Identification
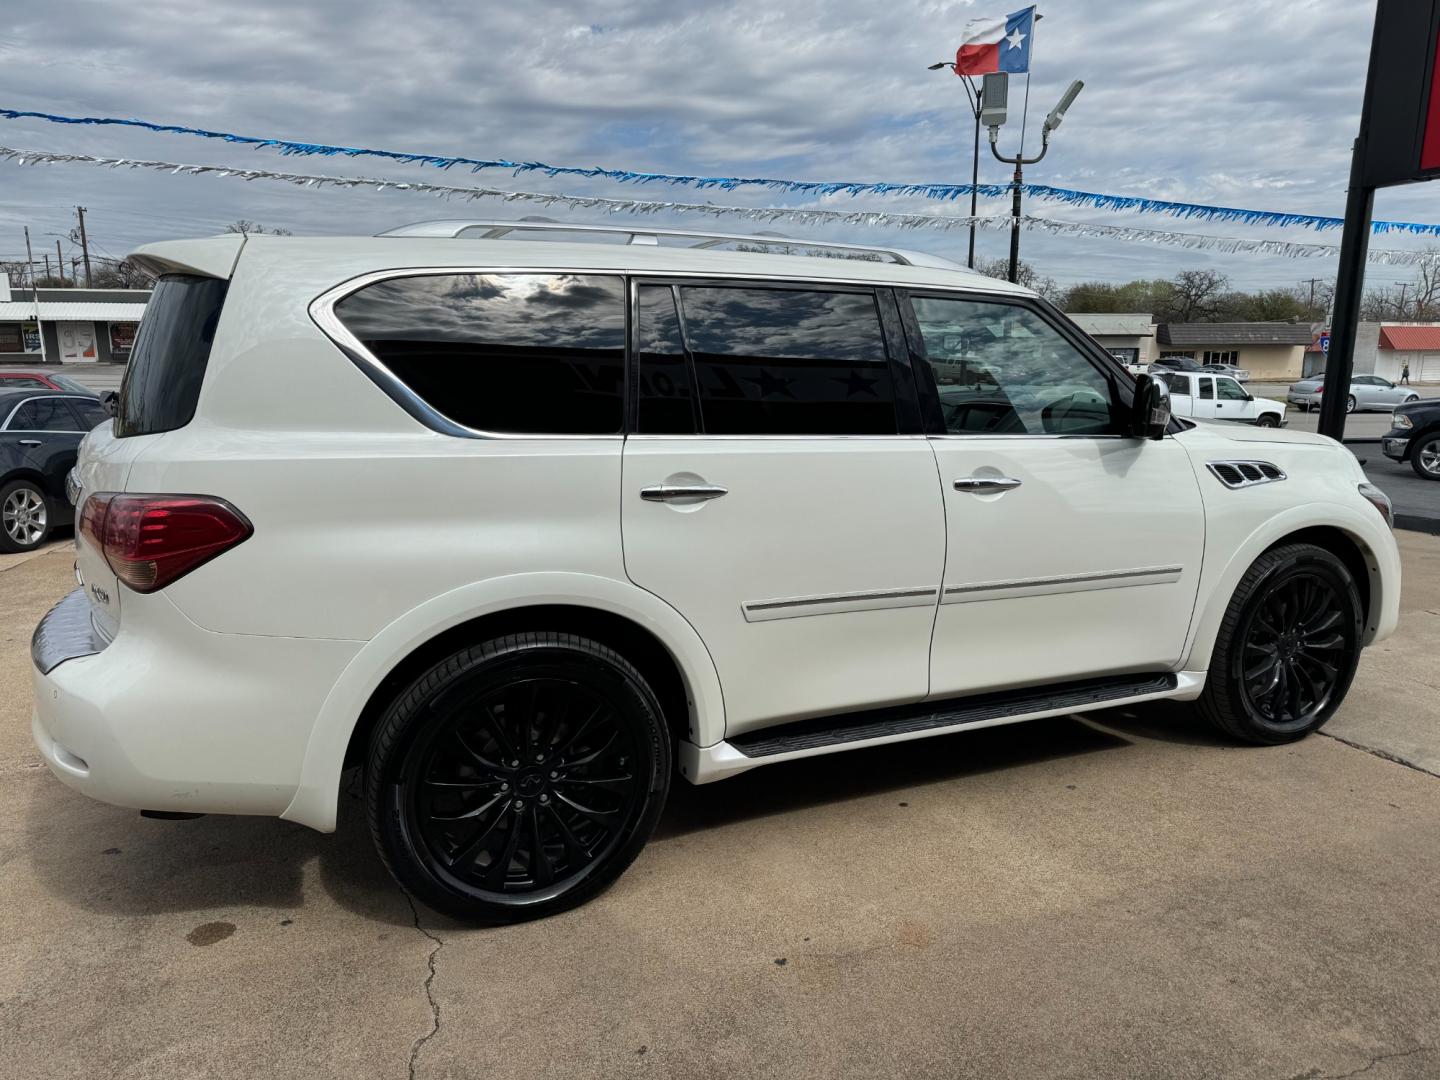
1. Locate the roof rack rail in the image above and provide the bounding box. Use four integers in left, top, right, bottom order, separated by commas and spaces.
376, 218, 969, 272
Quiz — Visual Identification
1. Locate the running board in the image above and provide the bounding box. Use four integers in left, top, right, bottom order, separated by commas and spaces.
678, 671, 1200, 784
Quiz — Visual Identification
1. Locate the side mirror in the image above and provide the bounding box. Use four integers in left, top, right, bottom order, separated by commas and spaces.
1131, 373, 1170, 440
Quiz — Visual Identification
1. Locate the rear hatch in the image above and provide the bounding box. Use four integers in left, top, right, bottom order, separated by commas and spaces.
73, 273, 230, 636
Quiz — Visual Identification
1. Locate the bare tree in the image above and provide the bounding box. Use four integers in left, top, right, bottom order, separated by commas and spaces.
224, 220, 293, 236
90, 259, 155, 289
1162, 269, 1230, 322
975, 257, 1063, 303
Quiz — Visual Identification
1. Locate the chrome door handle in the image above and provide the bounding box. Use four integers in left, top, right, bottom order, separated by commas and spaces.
640, 483, 729, 503
18, 439, 42, 447
953, 477, 1022, 494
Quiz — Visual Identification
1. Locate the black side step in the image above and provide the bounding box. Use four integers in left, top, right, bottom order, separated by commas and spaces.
729, 673, 1178, 758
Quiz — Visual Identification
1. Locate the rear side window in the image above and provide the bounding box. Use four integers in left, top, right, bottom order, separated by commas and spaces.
66, 398, 110, 429
9, 398, 78, 431
115, 274, 228, 438
677, 286, 896, 435
2, 377, 48, 388
334, 273, 626, 435
635, 285, 697, 434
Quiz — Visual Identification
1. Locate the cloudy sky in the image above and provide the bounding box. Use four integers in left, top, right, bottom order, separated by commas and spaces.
1, 0, 1438, 292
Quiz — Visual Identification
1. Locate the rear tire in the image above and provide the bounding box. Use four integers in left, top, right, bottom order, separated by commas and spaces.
1346, 394, 1357, 413
366, 632, 671, 923
1411, 433, 1440, 480
1193, 543, 1362, 745
0, 479, 51, 554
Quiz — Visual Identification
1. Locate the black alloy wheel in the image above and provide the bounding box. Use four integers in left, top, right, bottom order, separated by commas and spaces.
367, 633, 670, 922
1195, 543, 1362, 744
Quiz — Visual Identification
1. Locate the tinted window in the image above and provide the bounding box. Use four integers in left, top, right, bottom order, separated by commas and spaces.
9, 398, 78, 431
1197, 378, 1214, 400
65, 398, 110, 429
911, 297, 1117, 436
116, 274, 228, 438
2, 376, 48, 388
335, 273, 625, 435
635, 285, 697, 434
678, 286, 895, 435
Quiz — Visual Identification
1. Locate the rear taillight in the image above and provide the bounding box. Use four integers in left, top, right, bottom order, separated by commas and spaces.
79, 493, 252, 593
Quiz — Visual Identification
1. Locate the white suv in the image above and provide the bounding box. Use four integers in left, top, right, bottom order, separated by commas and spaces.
31, 220, 1401, 922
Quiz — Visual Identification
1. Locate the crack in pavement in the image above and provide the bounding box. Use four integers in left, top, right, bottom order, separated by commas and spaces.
1289, 1045, 1431, 1079
402, 890, 444, 1080
1319, 732, 1440, 780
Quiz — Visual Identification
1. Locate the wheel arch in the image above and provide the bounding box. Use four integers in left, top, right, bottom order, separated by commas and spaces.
1181, 504, 1396, 672
280, 573, 726, 833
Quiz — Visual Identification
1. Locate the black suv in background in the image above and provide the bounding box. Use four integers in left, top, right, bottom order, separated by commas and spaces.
1382, 398, 1440, 480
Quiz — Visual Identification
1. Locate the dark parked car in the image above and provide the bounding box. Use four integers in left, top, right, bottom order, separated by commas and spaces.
0, 389, 109, 552
1381, 397, 1440, 480
0, 369, 119, 414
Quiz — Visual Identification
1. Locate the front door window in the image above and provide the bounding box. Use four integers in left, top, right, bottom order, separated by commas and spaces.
909, 296, 1118, 436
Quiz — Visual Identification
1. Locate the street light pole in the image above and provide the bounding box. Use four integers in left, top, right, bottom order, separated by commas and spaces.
929, 62, 983, 268
987, 79, 1084, 284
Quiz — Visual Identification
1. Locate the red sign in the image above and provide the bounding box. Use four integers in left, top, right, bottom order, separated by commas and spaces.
1425, 34, 1440, 171
109, 322, 137, 359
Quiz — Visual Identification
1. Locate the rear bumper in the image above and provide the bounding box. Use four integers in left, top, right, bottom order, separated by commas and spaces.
30, 588, 362, 821
31, 588, 107, 674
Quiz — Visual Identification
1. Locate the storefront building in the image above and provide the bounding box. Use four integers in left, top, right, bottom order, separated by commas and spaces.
0, 276, 150, 365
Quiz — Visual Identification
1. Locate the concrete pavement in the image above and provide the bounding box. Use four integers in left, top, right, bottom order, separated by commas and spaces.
3, 538, 1440, 1079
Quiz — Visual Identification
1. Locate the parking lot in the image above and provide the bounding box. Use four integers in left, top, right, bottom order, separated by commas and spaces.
1, 533, 1437, 1079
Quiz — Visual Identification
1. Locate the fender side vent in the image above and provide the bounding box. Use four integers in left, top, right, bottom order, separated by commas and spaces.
1207, 460, 1287, 489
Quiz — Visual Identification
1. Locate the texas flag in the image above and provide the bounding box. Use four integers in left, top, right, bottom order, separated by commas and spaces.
954, 7, 1035, 76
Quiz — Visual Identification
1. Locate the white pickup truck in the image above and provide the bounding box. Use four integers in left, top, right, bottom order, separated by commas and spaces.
1154, 370, 1287, 427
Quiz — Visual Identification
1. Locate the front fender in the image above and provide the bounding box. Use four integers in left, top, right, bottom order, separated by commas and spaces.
280, 571, 726, 832
1180, 500, 1399, 673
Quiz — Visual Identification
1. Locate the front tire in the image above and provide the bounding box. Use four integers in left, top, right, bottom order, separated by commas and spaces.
1255, 413, 1280, 427
1346, 394, 1357, 413
0, 479, 51, 554
366, 633, 671, 923
1412, 433, 1440, 480
1194, 543, 1362, 745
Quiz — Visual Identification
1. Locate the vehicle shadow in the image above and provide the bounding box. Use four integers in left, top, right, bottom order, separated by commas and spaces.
654, 713, 1133, 841
19, 710, 1153, 927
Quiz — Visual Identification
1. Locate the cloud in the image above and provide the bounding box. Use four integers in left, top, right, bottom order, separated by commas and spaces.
0, 0, 1434, 290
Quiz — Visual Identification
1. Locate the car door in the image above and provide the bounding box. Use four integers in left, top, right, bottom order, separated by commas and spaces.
1213, 375, 1253, 421
900, 292, 1205, 698
1190, 375, 1220, 419
1, 396, 86, 510
621, 281, 945, 738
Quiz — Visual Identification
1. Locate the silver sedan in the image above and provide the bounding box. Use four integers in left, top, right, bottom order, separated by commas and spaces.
1286, 374, 1422, 413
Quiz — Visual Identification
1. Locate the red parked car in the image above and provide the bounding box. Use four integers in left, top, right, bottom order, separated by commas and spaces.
0, 370, 116, 411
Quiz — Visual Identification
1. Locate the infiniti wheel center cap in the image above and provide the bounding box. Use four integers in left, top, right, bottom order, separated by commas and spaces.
516, 771, 546, 796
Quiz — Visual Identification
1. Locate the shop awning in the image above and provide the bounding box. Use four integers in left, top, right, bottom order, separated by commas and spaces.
0, 301, 148, 322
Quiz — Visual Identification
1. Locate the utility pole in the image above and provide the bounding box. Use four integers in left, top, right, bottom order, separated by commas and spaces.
1396, 282, 1409, 319
55, 240, 64, 285
75, 206, 92, 287
43, 254, 51, 280
23, 227, 46, 362
1301, 276, 1323, 310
